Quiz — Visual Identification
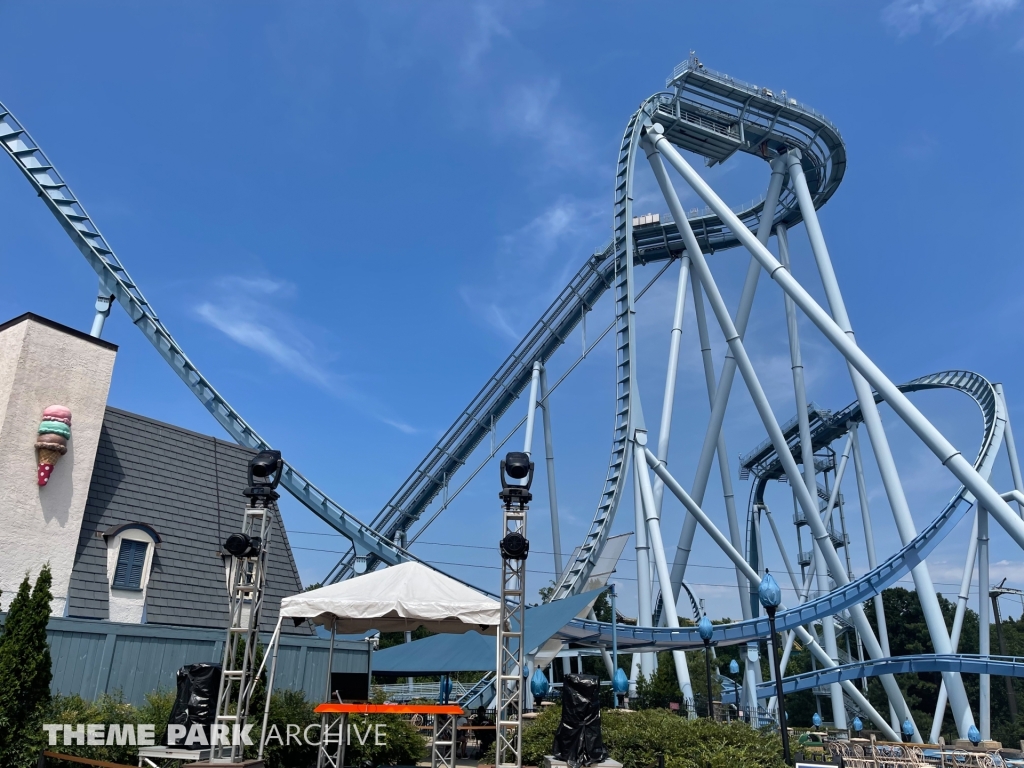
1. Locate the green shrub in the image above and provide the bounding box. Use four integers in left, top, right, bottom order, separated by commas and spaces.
0, 566, 54, 768
137, 689, 176, 746
257, 689, 319, 768
519, 705, 785, 768
343, 712, 426, 766
44, 692, 140, 767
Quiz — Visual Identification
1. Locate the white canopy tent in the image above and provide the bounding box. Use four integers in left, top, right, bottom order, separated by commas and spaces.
258, 561, 502, 761
278, 561, 501, 635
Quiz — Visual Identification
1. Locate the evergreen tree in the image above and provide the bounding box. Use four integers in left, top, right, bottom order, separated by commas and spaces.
0, 565, 54, 768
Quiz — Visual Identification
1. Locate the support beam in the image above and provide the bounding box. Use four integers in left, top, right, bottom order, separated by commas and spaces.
979, 506, 990, 739
778, 221, 846, 728
538, 366, 563, 575
644, 447, 898, 740
996, 383, 1024, 517
634, 435, 693, 701
648, 123, 1024, 558
785, 151, 968, 739
523, 362, 542, 456
852, 423, 900, 732
90, 281, 115, 338
644, 131, 917, 737
632, 449, 655, 681
667, 157, 788, 593
652, 255, 691, 514
930, 513, 980, 743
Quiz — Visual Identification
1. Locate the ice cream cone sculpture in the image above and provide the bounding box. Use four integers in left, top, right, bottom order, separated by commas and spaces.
36, 405, 71, 486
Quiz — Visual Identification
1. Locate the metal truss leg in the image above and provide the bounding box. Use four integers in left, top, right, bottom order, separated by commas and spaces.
635, 441, 694, 702
930, 512, 980, 742
317, 712, 346, 768
996, 383, 1024, 517
785, 151, 967, 740
776, 221, 846, 728
538, 366, 563, 575
979, 505, 991, 739
432, 713, 456, 768
643, 450, 898, 740
632, 450, 655, 680
666, 160, 787, 593
644, 131, 914, 738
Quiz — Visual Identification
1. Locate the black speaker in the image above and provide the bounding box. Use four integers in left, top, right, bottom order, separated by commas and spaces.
330, 671, 371, 702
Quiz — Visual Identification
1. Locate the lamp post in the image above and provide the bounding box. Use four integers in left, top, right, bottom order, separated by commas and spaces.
608, 584, 629, 707
758, 570, 790, 764
698, 615, 715, 719
728, 658, 740, 721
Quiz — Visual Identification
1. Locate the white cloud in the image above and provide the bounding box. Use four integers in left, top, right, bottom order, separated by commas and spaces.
461, 1, 512, 74
196, 276, 417, 435
497, 78, 600, 176
461, 195, 607, 342
882, 0, 1020, 38
196, 302, 333, 390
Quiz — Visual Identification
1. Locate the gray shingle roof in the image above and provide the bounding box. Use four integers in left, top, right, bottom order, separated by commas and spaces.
69, 407, 310, 634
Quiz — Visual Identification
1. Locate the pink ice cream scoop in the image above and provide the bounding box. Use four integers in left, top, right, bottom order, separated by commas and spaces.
36, 404, 72, 486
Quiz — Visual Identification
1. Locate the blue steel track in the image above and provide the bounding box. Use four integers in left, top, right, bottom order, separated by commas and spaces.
556, 370, 1004, 651
0, 59, 1010, 700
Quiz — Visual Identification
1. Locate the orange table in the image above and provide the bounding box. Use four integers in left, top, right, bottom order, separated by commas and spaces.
314, 703, 464, 715
313, 702, 468, 768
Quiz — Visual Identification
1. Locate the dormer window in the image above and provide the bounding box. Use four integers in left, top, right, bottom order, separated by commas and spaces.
103, 522, 160, 623
112, 539, 147, 590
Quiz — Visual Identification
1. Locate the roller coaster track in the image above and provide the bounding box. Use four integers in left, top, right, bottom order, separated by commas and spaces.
0, 57, 847, 591
555, 370, 1005, 650
346, 57, 848, 588
0, 102, 408, 569
755, 654, 1024, 697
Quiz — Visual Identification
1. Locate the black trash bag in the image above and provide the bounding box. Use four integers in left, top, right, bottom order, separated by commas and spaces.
165, 663, 222, 749
552, 674, 607, 768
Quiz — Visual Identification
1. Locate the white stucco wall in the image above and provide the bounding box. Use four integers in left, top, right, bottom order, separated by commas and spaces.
0, 316, 116, 616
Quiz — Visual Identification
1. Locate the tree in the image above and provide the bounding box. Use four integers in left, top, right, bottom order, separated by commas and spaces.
0, 564, 54, 768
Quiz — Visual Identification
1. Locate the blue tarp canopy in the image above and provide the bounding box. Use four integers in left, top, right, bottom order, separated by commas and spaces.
371, 590, 602, 676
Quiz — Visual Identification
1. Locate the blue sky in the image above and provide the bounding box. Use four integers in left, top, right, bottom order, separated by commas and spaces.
2, 1, 1024, 622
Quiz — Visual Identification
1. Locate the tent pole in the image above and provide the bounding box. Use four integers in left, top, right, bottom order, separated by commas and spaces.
258, 616, 284, 759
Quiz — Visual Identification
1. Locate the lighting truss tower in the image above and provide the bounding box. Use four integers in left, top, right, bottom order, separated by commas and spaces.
211, 500, 276, 762
497, 453, 532, 768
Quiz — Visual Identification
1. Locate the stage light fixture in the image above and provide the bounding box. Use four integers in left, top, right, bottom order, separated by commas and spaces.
244, 449, 283, 503
224, 532, 262, 558
500, 531, 530, 560
499, 451, 534, 507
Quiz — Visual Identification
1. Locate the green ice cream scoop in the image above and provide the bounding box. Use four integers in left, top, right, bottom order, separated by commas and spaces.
38, 420, 71, 439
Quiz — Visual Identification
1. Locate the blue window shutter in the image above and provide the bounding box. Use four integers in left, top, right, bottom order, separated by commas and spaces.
128, 541, 146, 588
113, 540, 148, 589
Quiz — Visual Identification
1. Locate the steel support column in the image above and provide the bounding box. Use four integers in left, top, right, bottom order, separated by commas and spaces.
538, 366, 563, 575
996, 383, 1024, 517
979, 505, 991, 739
786, 151, 967, 739
643, 448, 899, 740
645, 128, 916, 736
778, 221, 846, 728
634, 435, 693, 702
667, 158, 787, 592
632, 448, 655, 680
